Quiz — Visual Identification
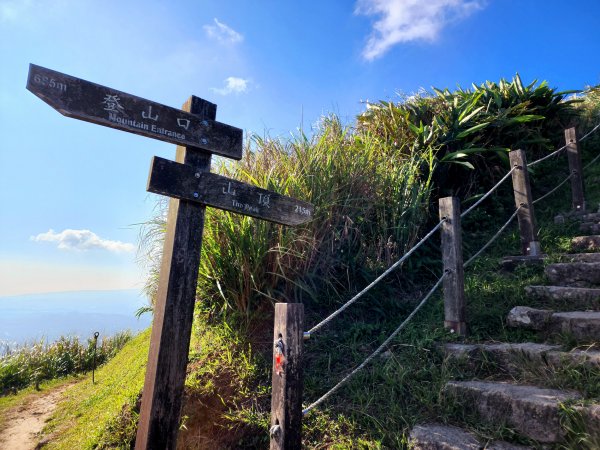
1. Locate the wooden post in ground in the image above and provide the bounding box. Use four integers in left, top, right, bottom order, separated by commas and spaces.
509, 149, 542, 256
438, 197, 466, 336
270, 303, 304, 450
565, 127, 586, 212
135, 96, 215, 450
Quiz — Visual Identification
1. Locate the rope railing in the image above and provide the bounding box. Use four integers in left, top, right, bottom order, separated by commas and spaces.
582, 124, 600, 170
463, 206, 522, 268
584, 151, 600, 171
528, 122, 600, 168
306, 218, 447, 335
302, 273, 446, 415
460, 167, 515, 219
532, 174, 573, 205
579, 122, 600, 143
282, 124, 600, 428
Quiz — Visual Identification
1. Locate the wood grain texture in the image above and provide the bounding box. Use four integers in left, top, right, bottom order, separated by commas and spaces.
565, 127, 586, 212
135, 97, 214, 450
270, 303, 304, 450
439, 197, 466, 335
26, 64, 242, 160
147, 156, 314, 226
509, 149, 541, 256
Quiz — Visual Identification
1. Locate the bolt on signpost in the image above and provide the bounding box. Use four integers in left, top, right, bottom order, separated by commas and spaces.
27, 64, 314, 449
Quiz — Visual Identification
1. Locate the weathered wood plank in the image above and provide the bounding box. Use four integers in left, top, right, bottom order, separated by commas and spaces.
135, 97, 215, 450
270, 303, 304, 450
439, 197, 466, 335
565, 127, 586, 212
509, 149, 541, 256
26, 64, 242, 160
147, 156, 314, 226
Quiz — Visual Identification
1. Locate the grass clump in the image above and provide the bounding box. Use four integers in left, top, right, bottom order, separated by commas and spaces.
42, 329, 149, 449
0, 331, 132, 394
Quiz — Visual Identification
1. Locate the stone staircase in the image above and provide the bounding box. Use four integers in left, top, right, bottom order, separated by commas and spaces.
409, 215, 600, 449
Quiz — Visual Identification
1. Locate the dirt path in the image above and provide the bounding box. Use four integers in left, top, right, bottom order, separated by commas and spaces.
0, 385, 71, 450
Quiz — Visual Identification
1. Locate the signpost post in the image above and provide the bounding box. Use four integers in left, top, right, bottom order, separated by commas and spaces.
27, 64, 314, 449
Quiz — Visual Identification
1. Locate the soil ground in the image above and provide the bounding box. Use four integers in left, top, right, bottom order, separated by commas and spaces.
0, 384, 72, 450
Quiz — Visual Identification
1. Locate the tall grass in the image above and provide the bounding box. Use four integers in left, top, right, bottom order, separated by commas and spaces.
144, 115, 436, 318
0, 331, 132, 393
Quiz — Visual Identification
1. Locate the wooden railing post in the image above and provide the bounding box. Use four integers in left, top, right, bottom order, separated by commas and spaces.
565, 127, 586, 212
439, 197, 466, 335
509, 149, 542, 256
270, 303, 304, 450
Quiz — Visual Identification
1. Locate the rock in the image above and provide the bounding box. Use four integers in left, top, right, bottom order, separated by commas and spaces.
561, 253, 600, 263
545, 262, 600, 287
500, 255, 546, 271
506, 306, 553, 330
409, 424, 481, 450
524, 285, 600, 310
582, 212, 600, 222
445, 342, 600, 373
445, 381, 581, 443
551, 311, 600, 342
572, 235, 600, 251
545, 348, 600, 368
408, 423, 529, 450
580, 222, 600, 234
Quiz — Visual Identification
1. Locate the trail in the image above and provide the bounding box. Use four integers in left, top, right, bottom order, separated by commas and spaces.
0, 384, 71, 450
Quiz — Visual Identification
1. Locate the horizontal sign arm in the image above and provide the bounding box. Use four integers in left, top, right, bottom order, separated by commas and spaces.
147, 156, 314, 226
26, 64, 243, 160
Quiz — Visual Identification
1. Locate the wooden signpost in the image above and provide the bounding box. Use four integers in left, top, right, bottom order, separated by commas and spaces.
26, 64, 243, 159
27, 64, 314, 449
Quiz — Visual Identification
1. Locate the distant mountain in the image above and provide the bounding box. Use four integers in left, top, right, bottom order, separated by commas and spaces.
0, 289, 152, 350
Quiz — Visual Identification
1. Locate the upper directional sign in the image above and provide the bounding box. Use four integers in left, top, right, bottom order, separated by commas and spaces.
147, 156, 314, 226
26, 64, 243, 160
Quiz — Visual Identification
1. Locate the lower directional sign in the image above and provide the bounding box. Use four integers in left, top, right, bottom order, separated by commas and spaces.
147, 156, 314, 226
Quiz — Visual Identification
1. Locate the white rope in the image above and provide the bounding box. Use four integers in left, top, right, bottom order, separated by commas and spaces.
583, 151, 600, 171
579, 122, 600, 143
582, 123, 600, 170
532, 173, 573, 205
463, 207, 521, 268
302, 274, 446, 415
529, 122, 600, 167
528, 143, 568, 167
460, 167, 515, 219
306, 219, 446, 335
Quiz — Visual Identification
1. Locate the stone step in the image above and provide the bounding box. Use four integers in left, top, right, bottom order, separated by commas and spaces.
582, 212, 600, 222
499, 255, 545, 271
408, 423, 529, 449
445, 342, 600, 373
444, 381, 581, 443
580, 222, 600, 234
546, 262, 600, 287
555, 211, 600, 224
560, 252, 600, 263
525, 285, 600, 310
572, 235, 600, 251
507, 306, 600, 342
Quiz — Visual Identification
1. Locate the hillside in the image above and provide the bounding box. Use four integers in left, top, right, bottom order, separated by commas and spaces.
2, 79, 600, 449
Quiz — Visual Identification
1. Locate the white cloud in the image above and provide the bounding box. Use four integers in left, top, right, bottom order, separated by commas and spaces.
211, 77, 250, 95
31, 229, 135, 253
355, 0, 484, 60
203, 18, 243, 44
0, 0, 31, 22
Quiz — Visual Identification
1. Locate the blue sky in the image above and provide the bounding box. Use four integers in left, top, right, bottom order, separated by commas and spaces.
1, 0, 599, 297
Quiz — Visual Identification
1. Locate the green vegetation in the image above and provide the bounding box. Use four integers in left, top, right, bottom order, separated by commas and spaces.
9, 76, 598, 448
41, 329, 150, 449
0, 331, 132, 394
